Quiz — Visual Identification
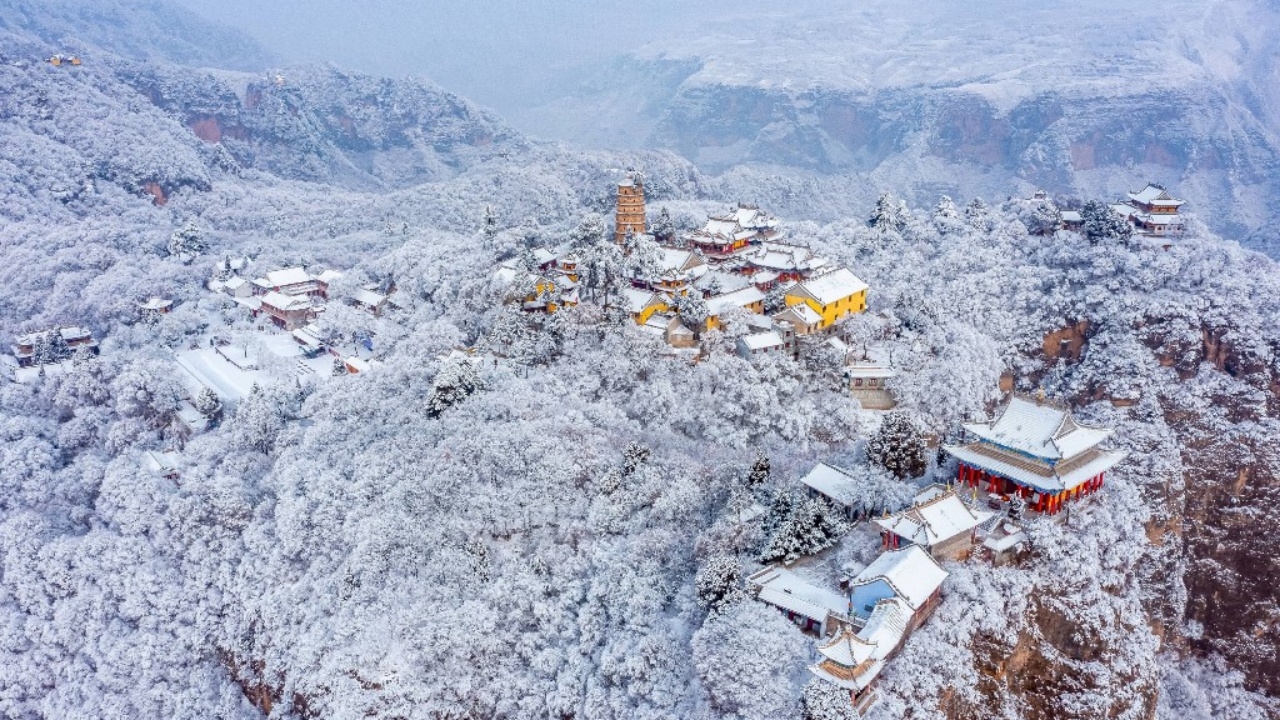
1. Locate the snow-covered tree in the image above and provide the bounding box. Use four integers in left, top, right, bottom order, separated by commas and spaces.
1081, 199, 1134, 244
192, 387, 223, 425
802, 679, 858, 720
760, 489, 848, 563
692, 600, 810, 720
695, 554, 746, 612
427, 357, 482, 417
167, 220, 207, 262
868, 191, 909, 232
867, 411, 927, 480
746, 452, 770, 489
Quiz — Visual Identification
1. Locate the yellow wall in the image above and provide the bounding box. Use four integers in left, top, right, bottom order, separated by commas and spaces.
784, 288, 867, 329
705, 300, 765, 331
634, 299, 668, 325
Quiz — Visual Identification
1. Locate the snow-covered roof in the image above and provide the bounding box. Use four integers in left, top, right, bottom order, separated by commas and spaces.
291, 327, 323, 349
1110, 203, 1139, 219
265, 267, 312, 287
963, 395, 1112, 461
733, 204, 779, 231
748, 243, 827, 273
352, 288, 387, 307
345, 356, 372, 373
1128, 184, 1183, 207
847, 546, 948, 611
234, 296, 262, 311
15, 326, 94, 346
706, 286, 765, 316
740, 331, 785, 351
223, 277, 248, 290
792, 268, 868, 306
774, 303, 822, 326
261, 291, 311, 311
1060, 211, 1082, 223
659, 247, 703, 272
694, 270, 751, 294
749, 567, 848, 624
621, 288, 662, 314
809, 596, 910, 691
983, 525, 1029, 553
143, 449, 183, 475
138, 297, 172, 311
873, 488, 992, 547
315, 269, 343, 283
799, 462, 860, 506
1141, 214, 1184, 225
945, 442, 1127, 493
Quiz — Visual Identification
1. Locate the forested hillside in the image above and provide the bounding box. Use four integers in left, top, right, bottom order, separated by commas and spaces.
2, 2, 1279, 719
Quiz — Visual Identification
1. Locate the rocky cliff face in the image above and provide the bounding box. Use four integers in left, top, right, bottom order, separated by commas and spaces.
645, 81, 1279, 249
119, 63, 527, 190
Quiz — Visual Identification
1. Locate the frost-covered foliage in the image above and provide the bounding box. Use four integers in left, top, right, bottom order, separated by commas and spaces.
695, 554, 746, 612
692, 600, 810, 720
760, 489, 849, 563
866, 410, 927, 480
4, 19, 1280, 718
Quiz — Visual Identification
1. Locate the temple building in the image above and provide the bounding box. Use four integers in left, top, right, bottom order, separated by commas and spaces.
810, 546, 948, 710
944, 394, 1127, 515
683, 204, 781, 259
1111, 183, 1186, 236
615, 172, 647, 244
784, 267, 869, 330
873, 485, 992, 559
747, 566, 852, 636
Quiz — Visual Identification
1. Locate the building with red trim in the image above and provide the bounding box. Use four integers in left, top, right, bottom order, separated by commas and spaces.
944, 395, 1126, 515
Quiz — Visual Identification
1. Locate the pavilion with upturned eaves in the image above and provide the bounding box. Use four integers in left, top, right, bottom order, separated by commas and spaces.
944, 394, 1126, 515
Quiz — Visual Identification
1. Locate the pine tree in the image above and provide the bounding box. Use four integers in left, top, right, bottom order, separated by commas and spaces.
167, 221, 207, 262
621, 442, 651, 477
867, 411, 927, 480
759, 490, 848, 563
868, 191, 908, 232
764, 284, 789, 314
696, 555, 746, 612
670, 292, 709, 332
47, 330, 70, 362
652, 206, 675, 243
482, 205, 498, 247
746, 453, 770, 489
1081, 200, 1134, 244
193, 387, 223, 425
965, 197, 990, 226
427, 358, 481, 417
1023, 196, 1062, 236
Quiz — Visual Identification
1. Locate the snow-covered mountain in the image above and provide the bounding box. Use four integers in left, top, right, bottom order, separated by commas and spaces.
2, 1, 1280, 719
512, 0, 1280, 254
0, 0, 276, 71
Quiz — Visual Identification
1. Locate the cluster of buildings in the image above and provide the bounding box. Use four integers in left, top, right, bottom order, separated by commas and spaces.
1110, 184, 1186, 237
747, 394, 1123, 714
498, 174, 870, 358
209, 263, 344, 331
1053, 183, 1188, 238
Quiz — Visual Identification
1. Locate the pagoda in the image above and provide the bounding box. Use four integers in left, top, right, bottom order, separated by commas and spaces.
944, 394, 1126, 515
614, 171, 646, 244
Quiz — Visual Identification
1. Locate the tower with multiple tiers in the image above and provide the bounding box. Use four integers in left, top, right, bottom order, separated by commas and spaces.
615, 172, 646, 244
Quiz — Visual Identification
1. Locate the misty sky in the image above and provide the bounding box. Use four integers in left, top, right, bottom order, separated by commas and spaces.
170, 0, 760, 112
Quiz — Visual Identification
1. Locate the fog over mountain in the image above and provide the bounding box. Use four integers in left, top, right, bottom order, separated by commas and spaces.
167, 0, 1280, 254
3, 2, 1280, 720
